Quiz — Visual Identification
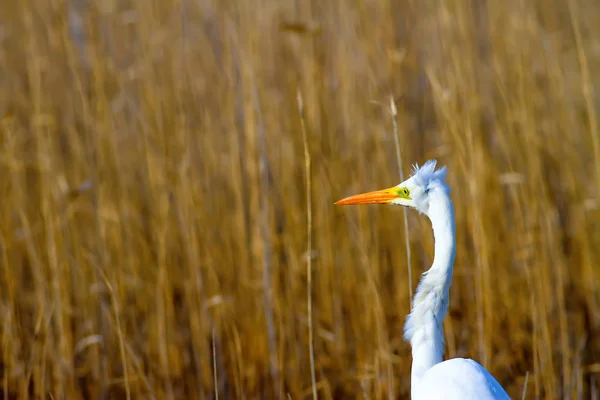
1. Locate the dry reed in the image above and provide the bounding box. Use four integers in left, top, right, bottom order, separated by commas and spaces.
1, 0, 599, 399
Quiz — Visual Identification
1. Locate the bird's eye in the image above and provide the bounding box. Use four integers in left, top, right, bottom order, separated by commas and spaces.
399, 187, 410, 198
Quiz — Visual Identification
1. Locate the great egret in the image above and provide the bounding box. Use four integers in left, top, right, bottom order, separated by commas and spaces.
335, 160, 510, 400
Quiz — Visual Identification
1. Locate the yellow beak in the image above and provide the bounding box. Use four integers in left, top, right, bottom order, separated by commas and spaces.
335, 187, 399, 205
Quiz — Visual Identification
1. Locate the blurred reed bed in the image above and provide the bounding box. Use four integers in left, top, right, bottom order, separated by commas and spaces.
0, 0, 599, 398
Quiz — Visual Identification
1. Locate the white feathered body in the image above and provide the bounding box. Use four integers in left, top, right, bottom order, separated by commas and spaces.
414, 358, 510, 399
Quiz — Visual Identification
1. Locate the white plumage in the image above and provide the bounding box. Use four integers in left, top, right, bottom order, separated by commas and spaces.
336, 160, 510, 400
414, 358, 509, 399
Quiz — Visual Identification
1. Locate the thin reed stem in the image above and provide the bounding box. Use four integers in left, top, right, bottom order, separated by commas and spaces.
96, 264, 131, 400
390, 96, 413, 306
298, 90, 318, 400
212, 327, 219, 400
567, 0, 600, 199
521, 371, 529, 400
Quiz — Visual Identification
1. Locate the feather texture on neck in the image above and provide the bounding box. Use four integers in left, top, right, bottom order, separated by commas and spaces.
403, 187, 456, 391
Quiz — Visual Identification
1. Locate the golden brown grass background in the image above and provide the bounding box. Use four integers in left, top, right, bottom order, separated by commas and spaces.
1, 0, 600, 398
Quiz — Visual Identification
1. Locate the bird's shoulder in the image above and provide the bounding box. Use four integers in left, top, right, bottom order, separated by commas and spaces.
415, 358, 510, 400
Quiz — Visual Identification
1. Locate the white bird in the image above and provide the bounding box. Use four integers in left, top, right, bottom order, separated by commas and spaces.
335, 160, 510, 400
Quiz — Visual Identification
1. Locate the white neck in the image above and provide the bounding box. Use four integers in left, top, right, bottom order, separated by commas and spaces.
403, 189, 456, 399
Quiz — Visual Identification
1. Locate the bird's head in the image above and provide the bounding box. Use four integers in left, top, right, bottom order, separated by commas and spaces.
335, 160, 449, 216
